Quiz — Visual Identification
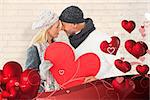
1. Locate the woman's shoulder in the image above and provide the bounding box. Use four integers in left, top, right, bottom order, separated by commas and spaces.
33, 42, 48, 48
28, 43, 44, 50
27, 45, 38, 53
28, 42, 48, 55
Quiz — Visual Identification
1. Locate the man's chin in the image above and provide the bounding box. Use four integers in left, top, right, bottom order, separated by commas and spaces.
65, 32, 72, 36
63, 30, 76, 36
68, 32, 76, 36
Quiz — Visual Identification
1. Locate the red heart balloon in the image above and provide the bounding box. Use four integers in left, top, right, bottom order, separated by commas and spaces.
0, 93, 2, 100
19, 69, 40, 99
125, 40, 148, 59
45, 42, 100, 89
2, 87, 18, 99
136, 65, 149, 75
6, 77, 20, 91
20, 69, 40, 91
121, 20, 136, 33
2, 61, 23, 83
114, 59, 131, 73
100, 36, 120, 55
1, 91, 10, 98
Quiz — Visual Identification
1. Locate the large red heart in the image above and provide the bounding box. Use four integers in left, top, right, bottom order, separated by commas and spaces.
44, 42, 101, 89
136, 65, 149, 75
125, 40, 148, 59
114, 59, 131, 73
100, 36, 120, 55
121, 20, 136, 33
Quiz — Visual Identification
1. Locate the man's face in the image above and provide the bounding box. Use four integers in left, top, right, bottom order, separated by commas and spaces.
61, 21, 78, 36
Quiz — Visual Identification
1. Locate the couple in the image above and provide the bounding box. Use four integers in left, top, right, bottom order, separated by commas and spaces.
25, 6, 97, 92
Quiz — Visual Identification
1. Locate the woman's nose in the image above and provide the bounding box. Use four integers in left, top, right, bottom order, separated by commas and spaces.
59, 20, 63, 30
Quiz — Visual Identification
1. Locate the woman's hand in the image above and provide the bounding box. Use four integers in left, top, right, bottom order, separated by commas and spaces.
39, 60, 53, 80
83, 76, 97, 84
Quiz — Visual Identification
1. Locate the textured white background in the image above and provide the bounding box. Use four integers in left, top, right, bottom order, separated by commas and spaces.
0, 0, 150, 72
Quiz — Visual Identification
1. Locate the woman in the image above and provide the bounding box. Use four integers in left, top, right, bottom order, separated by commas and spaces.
25, 10, 61, 92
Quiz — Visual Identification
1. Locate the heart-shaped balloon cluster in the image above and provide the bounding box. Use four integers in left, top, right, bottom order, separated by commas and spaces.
109, 20, 149, 75
0, 61, 41, 99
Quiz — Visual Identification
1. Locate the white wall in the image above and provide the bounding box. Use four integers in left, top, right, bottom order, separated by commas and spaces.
0, 0, 150, 70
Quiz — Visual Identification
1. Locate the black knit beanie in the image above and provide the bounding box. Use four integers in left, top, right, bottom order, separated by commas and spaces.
59, 6, 85, 23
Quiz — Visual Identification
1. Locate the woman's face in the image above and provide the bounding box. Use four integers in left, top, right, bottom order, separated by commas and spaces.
47, 20, 62, 38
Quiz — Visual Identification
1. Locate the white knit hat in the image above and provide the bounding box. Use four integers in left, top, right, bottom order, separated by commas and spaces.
32, 10, 59, 30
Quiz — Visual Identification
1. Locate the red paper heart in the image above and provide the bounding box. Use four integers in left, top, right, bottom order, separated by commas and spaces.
121, 20, 136, 33
125, 40, 148, 59
136, 65, 149, 75
114, 59, 131, 73
45, 42, 101, 89
100, 36, 120, 55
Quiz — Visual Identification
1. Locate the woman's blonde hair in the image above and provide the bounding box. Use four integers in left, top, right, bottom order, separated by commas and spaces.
30, 10, 59, 47
29, 26, 49, 46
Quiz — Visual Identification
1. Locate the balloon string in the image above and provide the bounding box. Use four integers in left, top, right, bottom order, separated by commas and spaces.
130, 61, 142, 66
146, 50, 150, 55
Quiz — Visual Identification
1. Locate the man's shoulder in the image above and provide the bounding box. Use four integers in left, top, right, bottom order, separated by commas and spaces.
89, 30, 110, 41
91, 30, 109, 36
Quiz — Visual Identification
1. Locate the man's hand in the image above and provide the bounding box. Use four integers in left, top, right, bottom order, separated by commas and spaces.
83, 76, 97, 84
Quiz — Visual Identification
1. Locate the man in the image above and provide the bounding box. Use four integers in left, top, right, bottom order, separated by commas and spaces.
59, 6, 122, 84
59, 6, 95, 49
59, 6, 100, 83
